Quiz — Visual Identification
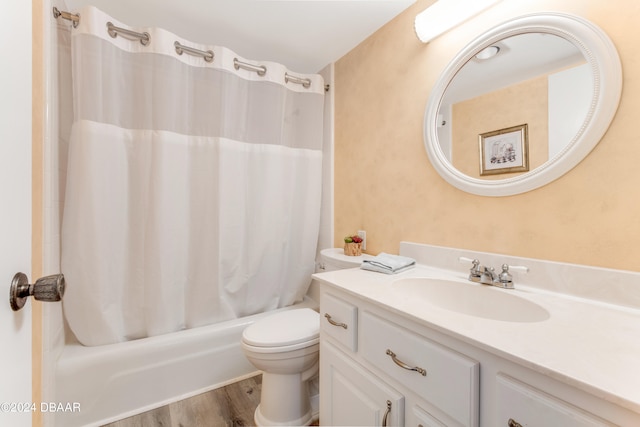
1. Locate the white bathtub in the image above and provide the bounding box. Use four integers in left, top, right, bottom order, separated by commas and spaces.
53, 297, 318, 427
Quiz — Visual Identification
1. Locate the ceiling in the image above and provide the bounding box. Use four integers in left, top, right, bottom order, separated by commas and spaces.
442, 32, 587, 104
63, 0, 417, 74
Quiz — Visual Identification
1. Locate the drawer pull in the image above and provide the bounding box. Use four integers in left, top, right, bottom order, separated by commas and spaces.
382, 400, 392, 427
386, 349, 427, 376
324, 313, 348, 329
508, 419, 523, 427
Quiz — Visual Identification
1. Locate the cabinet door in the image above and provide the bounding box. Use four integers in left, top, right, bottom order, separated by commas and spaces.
361, 311, 479, 427
496, 374, 615, 427
321, 340, 404, 426
409, 405, 447, 427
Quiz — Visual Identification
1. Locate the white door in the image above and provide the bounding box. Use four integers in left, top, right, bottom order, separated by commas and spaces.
0, 1, 33, 427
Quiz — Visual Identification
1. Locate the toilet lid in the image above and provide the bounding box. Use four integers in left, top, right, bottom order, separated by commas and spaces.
242, 308, 320, 347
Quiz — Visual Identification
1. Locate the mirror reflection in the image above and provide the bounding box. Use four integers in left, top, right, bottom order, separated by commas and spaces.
437, 33, 591, 180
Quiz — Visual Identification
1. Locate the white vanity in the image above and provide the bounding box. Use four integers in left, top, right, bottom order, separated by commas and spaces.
313, 243, 640, 426
313, 8, 635, 427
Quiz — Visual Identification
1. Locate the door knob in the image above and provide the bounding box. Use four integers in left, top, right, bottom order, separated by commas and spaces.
9, 272, 65, 311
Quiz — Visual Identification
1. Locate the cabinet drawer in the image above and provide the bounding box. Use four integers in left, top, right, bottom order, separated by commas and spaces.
496, 374, 614, 427
321, 292, 358, 352
361, 311, 479, 427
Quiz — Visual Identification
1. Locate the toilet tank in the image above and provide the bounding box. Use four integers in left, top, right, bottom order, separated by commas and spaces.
320, 248, 372, 271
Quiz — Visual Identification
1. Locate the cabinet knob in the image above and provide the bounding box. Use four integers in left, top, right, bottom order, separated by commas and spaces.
508, 419, 523, 427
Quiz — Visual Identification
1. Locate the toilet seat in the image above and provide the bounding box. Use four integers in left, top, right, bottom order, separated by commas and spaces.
242, 339, 319, 354
242, 308, 319, 352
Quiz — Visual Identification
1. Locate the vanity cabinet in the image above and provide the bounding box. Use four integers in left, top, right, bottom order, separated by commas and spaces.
321, 339, 404, 426
320, 290, 479, 427
319, 286, 637, 427
495, 374, 613, 427
360, 311, 479, 427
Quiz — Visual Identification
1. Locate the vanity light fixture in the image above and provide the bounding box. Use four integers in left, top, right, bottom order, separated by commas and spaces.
414, 0, 502, 43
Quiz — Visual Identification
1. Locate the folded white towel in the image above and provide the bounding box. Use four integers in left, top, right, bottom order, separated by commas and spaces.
361, 253, 416, 274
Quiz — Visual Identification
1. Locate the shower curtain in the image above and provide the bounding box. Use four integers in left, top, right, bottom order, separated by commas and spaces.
61, 6, 325, 346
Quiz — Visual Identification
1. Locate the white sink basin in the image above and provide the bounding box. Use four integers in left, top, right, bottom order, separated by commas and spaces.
392, 277, 550, 323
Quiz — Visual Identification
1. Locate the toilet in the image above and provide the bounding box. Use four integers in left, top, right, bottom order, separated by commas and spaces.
319, 247, 373, 271
242, 308, 320, 426
241, 248, 369, 426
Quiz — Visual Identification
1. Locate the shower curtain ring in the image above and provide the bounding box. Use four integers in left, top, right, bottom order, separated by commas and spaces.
106, 22, 150, 46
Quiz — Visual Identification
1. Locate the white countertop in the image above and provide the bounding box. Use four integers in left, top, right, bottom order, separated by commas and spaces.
313, 263, 640, 415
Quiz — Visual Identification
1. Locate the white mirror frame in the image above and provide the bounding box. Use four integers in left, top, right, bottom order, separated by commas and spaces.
424, 12, 622, 196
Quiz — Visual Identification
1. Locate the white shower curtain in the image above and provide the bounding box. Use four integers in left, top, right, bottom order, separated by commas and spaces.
61, 6, 325, 346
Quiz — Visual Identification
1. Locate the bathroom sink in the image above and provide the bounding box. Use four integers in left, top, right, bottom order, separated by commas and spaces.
392, 278, 550, 323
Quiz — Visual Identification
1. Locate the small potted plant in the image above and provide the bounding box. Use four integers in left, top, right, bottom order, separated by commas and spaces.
343, 234, 363, 256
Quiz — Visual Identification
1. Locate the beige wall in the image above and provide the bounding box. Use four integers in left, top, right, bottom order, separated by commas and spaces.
334, 0, 640, 271
452, 75, 548, 179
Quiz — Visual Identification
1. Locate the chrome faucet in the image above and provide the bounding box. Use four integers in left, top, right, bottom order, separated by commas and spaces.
463, 258, 527, 289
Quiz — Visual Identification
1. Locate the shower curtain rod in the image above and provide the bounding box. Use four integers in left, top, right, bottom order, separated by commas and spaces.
107, 22, 150, 46
52, 7, 320, 89
53, 7, 150, 45
175, 41, 214, 62
52, 7, 79, 27
234, 58, 267, 76
233, 59, 314, 89
285, 73, 311, 88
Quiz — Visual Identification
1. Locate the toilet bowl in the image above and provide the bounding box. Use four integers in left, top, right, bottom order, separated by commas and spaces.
241, 248, 369, 426
242, 308, 320, 426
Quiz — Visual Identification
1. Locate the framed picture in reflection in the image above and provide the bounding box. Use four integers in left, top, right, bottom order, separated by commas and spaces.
479, 124, 529, 176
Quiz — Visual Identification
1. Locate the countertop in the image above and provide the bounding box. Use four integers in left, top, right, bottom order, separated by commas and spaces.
313, 263, 640, 415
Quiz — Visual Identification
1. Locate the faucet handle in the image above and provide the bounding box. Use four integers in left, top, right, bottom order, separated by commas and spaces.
498, 264, 529, 289
459, 257, 482, 281
458, 257, 481, 271
505, 264, 529, 273
499, 264, 513, 282
458, 256, 476, 264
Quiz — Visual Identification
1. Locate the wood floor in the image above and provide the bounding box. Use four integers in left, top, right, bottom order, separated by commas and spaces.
102, 375, 263, 427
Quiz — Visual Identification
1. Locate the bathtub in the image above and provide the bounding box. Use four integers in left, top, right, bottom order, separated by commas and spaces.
53, 296, 318, 427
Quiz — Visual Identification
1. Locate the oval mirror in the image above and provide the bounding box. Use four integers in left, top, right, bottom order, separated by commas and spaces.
424, 12, 622, 196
